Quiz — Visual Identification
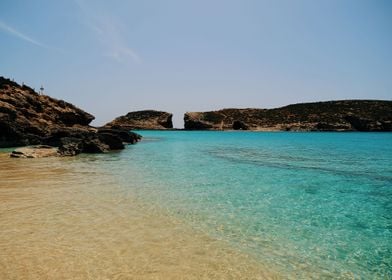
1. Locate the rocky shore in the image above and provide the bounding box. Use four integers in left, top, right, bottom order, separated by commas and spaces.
184, 100, 392, 131
1, 75, 391, 158
0, 77, 141, 157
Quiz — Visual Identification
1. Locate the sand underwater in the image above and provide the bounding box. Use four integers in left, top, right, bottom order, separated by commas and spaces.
0, 153, 276, 280
1, 131, 391, 279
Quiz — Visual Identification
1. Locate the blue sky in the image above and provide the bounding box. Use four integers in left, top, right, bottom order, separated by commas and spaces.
0, 0, 391, 127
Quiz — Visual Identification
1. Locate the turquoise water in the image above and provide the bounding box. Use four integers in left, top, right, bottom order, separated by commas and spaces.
10, 131, 389, 278
113, 131, 391, 279
106, 131, 392, 279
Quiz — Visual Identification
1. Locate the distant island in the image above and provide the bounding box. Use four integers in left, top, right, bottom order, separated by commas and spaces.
104, 101, 392, 132
184, 101, 392, 131
104, 110, 173, 130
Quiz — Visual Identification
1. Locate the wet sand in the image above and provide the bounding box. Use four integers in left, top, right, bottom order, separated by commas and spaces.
0, 154, 278, 279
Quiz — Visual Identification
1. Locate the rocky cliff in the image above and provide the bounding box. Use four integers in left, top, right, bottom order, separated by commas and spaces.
0, 76, 140, 156
105, 110, 173, 130
184, 100, 392, 131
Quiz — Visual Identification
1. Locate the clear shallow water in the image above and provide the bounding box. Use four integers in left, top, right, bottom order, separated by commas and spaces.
110, 131, 392, 279
0, 153, 273, 279
1, 132, 391, 279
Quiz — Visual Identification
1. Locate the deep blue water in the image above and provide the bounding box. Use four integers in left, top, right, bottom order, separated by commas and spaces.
84, 131, 392, 278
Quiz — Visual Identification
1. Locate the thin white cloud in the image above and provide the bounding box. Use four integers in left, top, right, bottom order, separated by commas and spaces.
0, 20, 48, 48
105, 47, 141, 64
74, 0, 141, 64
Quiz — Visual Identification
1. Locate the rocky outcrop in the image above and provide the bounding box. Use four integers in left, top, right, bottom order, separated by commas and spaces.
105, 110, 173, 130
0, 77, 95, 147
0, 76, 141, 156
184, 100, 392, 131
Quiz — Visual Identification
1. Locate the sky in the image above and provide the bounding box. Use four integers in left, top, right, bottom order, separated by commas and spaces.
0, 0, 391, 128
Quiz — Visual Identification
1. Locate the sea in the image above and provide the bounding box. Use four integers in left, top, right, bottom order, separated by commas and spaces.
0, 131, 391, 279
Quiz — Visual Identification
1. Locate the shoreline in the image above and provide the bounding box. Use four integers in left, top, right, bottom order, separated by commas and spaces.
0, 153, 278, 279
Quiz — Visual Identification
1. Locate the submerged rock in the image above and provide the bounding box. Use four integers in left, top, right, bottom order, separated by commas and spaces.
184, 100, 392, 131
105, 110, 173, 130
